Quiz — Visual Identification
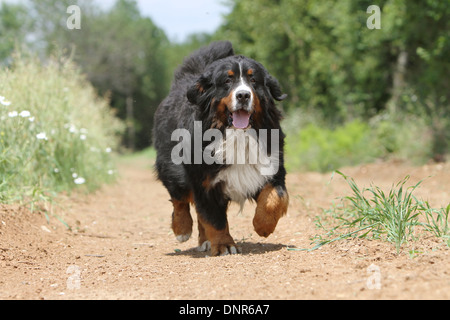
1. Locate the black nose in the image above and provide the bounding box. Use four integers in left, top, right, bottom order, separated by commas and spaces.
236, 90, 251, 104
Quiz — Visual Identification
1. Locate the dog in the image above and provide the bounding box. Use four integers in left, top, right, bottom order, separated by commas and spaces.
153, 41, 289, 256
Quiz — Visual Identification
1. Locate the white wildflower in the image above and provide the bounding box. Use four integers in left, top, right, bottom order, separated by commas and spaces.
29, 117, 35, 122
105, 147, 112, 153
72, 173, 78, 178
74, 177, 86, 185
107, 170, 114, 175
0, 96, 11, 106
80, 134, 87, 141
19, 111, 31, 118
36, 132, 48, 140
8, 111, 18, 118
69, 124, 77, 133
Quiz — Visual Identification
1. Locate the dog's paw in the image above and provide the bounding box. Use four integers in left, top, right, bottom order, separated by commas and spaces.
171, 201, 193, 243
198, 240, 242, 256
176, 233, 192, 243
211, 243, 242, 256
253, 214, 278, 238
197, 240, 211, 252
254, 184, 289, 237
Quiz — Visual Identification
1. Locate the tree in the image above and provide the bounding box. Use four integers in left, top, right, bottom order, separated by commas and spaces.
399, 0, 449, 159
23, 0, 170, 150
0, 2, 31, 64
84, 0, 169, 149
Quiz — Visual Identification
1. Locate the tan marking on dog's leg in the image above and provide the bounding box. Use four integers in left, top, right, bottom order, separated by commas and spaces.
253, 184, 289, 238
171, 199, 193, 243
197, 217, 210, 252
197, 214, 241, 256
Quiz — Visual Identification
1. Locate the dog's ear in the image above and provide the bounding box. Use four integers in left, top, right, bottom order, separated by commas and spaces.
187, 73, 212, 105
265, 74, 287, 102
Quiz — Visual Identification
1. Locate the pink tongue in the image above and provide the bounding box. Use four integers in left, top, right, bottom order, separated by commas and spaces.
232, 110, 250, 129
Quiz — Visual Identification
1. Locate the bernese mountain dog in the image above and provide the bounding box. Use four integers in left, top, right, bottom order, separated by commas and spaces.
153, 41, 289, 256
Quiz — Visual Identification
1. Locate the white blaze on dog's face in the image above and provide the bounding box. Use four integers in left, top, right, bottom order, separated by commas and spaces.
230, 63, 255, 129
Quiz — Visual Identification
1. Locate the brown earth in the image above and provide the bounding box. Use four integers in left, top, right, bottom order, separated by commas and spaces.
1, 158, 449, 300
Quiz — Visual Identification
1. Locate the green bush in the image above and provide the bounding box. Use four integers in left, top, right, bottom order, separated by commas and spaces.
285, 119, 381, 172
370, 113, 434, 164
0, 53, 124, 203
283, 107, 437, 173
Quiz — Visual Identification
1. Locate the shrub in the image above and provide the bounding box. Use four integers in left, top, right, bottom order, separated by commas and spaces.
0, 53, 124, 203
283, 108, 437, 173
285, 119, 381, 172
370, 112, 434, 164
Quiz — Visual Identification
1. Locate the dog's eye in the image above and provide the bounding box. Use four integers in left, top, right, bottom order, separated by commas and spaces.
225, 78, 232, 84
250, 78, 256, 84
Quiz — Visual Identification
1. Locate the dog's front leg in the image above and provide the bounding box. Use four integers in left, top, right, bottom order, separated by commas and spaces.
253, 183, 289, 238
194, 187, 241, 256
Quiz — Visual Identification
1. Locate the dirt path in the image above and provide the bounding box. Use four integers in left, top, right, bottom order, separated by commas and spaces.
1, 158, 449, 300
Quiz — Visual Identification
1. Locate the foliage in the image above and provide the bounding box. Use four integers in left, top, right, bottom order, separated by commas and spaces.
283, 107, 435, 172
217, 0, 449, 159
285, 119, 380, 172
0, 53, 124, 203
0, 2, 31, 64
0, 0, 448, 163
70, 0, 169, 150
1, 0, 169, 151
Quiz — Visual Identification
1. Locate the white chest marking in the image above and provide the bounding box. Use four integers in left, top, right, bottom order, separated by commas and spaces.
210, 130, 278, 206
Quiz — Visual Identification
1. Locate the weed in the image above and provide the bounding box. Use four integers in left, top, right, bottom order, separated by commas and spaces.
420, 202, 450, 246
293, 171, 450, 253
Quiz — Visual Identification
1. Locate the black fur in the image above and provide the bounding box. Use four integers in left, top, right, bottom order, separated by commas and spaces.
153, 41, 287, 232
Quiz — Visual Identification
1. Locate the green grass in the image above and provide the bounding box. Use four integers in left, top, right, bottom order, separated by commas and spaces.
0, 52, 124, 205
294, 171, 450, 253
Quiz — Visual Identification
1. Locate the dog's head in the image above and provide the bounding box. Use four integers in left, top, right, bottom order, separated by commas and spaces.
187, 55, 287, 131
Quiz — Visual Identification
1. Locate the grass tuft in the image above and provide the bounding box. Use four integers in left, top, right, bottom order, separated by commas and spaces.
293, 171, 450, 253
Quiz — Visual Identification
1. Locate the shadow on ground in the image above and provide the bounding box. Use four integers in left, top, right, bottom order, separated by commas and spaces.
166, 241, 287, 258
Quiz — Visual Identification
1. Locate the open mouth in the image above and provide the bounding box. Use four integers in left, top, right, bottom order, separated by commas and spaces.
229, 109, 252, 129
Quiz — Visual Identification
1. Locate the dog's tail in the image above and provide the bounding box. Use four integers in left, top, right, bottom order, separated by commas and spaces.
175, 41, 234, 78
